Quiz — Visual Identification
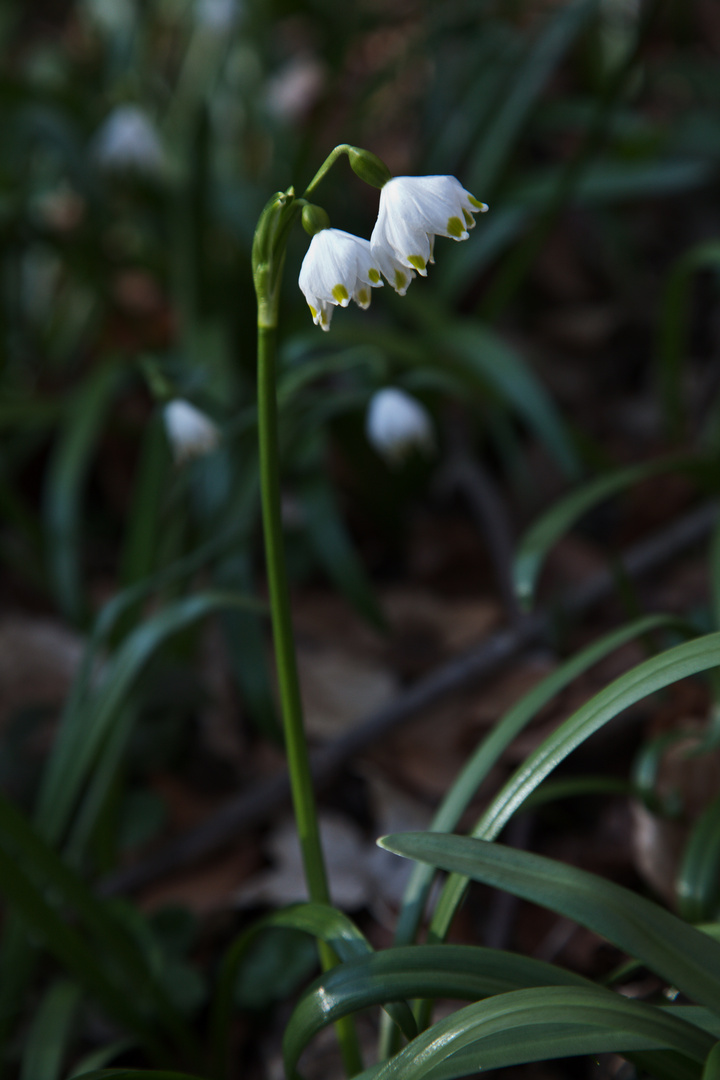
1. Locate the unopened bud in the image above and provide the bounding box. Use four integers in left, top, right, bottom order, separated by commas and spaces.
302, 203, 331, 236
347, 146, 392, 189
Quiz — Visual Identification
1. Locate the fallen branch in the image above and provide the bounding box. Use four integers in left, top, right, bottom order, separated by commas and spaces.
98, 500, 718, 897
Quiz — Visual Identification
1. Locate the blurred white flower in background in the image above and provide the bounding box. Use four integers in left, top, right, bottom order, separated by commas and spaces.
194, 0, 240, 31
163, 400, 220, 463
371, 175, 487, 290
82, 0, 134, 35
93, 105, 165, 175
299, 228, 383, 330
365, 388, 435, 464
266, 54, 325, 122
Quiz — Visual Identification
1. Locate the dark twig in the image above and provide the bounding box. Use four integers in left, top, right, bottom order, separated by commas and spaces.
98, 500, 718, 897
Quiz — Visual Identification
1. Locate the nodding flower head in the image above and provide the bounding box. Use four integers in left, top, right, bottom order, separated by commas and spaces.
298, 227, 383, 330
371, 175, 487, 291
163, 399, 220, 463
366, 387, 435, 464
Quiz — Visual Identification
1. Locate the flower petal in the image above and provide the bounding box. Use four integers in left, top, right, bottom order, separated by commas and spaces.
299, 228, 382, 328
370, 175, 487, 285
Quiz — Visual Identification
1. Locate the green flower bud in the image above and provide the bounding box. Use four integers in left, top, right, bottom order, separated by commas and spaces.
302, 203, 331, 236
252, 187, 302, 326
347, 146, 392, 189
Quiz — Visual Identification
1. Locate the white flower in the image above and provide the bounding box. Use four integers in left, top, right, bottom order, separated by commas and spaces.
366, 388, 434, 464
298, 228, 383, 331
163, 400, 219, 463
93, 106, 165, 175
194, 0, 239, 30
371, 175, 488, 290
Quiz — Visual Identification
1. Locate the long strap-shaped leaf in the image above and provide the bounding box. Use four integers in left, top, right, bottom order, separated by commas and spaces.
428, 630, 720, 945
677, 794, 720, 923
0, 845, 170, 1064
284, 943, 594, 1076
513, 454, 699, 608
380, 833, 720, 1016
393, 613, 686, 949
293, 987, 713, 1080
20, 980, 80, 1080
36, 591, 261, 846
210, 903, 415, 1080
0, 792, 195, 1059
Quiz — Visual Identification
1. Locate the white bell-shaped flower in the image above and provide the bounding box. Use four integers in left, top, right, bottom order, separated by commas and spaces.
298, 227, 383, 330
93, 105, 165, 175
163, 399, 219, 463
371, 175, 487, 289
366, 388, 434, 464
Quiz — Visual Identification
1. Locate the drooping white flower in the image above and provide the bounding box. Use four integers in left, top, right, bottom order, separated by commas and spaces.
163, 399, 219, 463
93, 105, 165, 175
371, 175, 487, 290
298, 227, 383, 331
366, 388, 434, 464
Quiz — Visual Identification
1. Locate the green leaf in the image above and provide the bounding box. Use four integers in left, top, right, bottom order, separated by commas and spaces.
42, 362, 124, 624
702, 1042, 720, 1080
440, 322, 579, 478
300, 476, 386, 631
210, 903, 413, 1080
677, 795, 720, 923
393, 613, 686, 949
66, 1038, 136, 1078
118, 412, 172, 598
513, 454, 697, 608
36, 591, 262, 847
20, 980, 81, 1080
465, 0, 596, 196
656, 241, 720, 442
341, 988, 712, 1080
379, 834, 720, 1015
284, 943, 594, 1077
427, 631, 720, 946
0, 793, 194, 1059
0, 844, 170, 1063
234, 928, 317, 1010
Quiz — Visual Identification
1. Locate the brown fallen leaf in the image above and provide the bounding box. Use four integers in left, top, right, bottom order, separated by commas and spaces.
0, 615, 84, 728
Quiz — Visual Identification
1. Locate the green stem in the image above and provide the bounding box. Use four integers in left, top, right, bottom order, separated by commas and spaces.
256, 322, 362, 1077
257, 325, 330, 903
302, 144, 352, 199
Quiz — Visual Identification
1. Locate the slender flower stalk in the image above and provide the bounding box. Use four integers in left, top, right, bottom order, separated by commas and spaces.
256, 322, 330, 907
252, 175, 362, 1077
